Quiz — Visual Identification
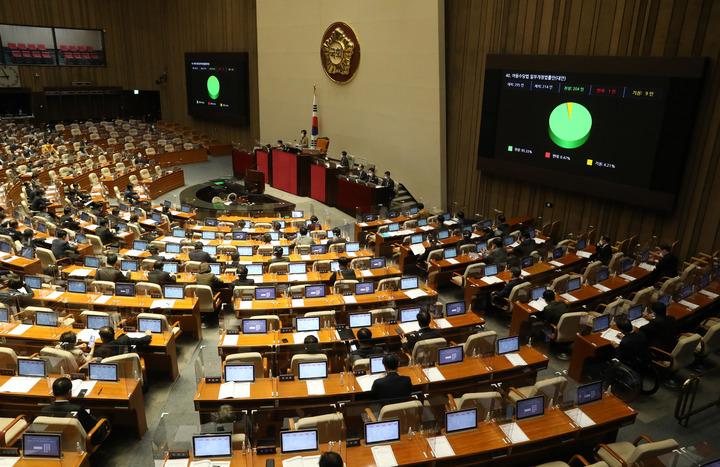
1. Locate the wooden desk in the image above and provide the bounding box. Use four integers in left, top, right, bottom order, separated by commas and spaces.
0, 252, 42, 275
354, 215, 415, 242
0, 375, 147, 438
336, 177, 392, 216
428, 254, 485, 290
30, 289, 202, 340
256, 149, 272, 186
14, 452, 88, 467
143, 169, 185, 199
154, 147, 207, 166
310, 162, 340, 206
271, 149, 311, 196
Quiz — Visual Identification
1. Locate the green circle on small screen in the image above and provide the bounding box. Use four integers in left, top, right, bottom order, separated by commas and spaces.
207, 75, 220, 100
548, 102, 592, 149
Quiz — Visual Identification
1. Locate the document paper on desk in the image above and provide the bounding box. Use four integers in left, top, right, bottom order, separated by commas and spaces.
45, 291, 64, 300
163, 459, 189, 467
289, 274, 308, 282
500, 422, 530, 443
0, 376, 41, 393
371, 445, 398, 467
601, 328, 622, 345
151, 299, 175, 309
520, 270, 530, 277
356, 374, 383, 392
342, 295, 357, 304
222, 334, 239, 346
218, 381, 250, 399
619, 274, 635, 282
282, 455, 321, 467
238, 301, 252, 310
76, 328, 100, 342
560, 293, 579, 302
409, 244, 426, 255
480, 276, 503, 285
359, 269, 373, 277
565, 408, 596, 428
505, 353, 528, 367
549, 260, 564, 267
631, 317, 649, 328
593, 284, 611, 292
446, 258, 459, 265
404, 288, 427, 299
306, 379, 325, 395
0, 458, 19, 467
71, 380, 96, 397
528, 298, 548, 310
94, 294, 112, 304
428, 436, 456, 458
123, 249, 143, 256
423, 367, 445, 382
639, 263, 655, 271
434, 318, 452, 329
576, 250, 592, 258
69, 268, 94, 277
293, 331, 319, 344
7, 324, 31, 336
189, 461, 230, 467
700, 289, 719, 299
679, 300, 699, 310
398, 321, 420, 334
291, 298, 305, 307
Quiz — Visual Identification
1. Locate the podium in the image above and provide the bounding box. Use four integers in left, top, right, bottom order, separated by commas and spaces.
310, 162, 340, 206
336, 177, 392, 214
271, 149, 311, 196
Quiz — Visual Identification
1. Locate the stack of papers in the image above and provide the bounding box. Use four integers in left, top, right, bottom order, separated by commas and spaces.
528, 298, 547, 310
434, 318, 452, 329
282, 455, 321, 467
576, 251, 592, 258
356, 374, 383, 392
218, 381, 250, 399
427, 436, 456, 458
359, 269, 373, 277
76, 328, 100, 342
405, 288, 427, 299
409, 244, 426, 255
95, 295, 112, 304
549, 260, 564, 267
306, 380, 325, 395
601, 328, 622, 345
631, 317, 649, 328
163, 459, 189, 467
520, 270, 531, 277
8, 324, 31, 336
189, 461, 230, 467
0, 376, 41, 393
700, 290, 719, 299
565, 408, 596, 428
505, 353, 528, 367
560, 293, 579, 302
238, 301, 253, 310
679, 300, 699, 310
293, 331, 319, 344
151, 299, 175, 309
342, 296, 357, 304
69, 268, 93, 277
300, 255, 312, 261
123, 249, 144, 256
480, 276, 503, 285
446, 258, 459, 265
371, 445, 398, 467
423, 367, 445, 382
291, 298, 305, 307
419, 225, 434, 231
288, 274, 308, 282
593, 284, 611, 292
222, 334, 239, 346
500, 423, 530, 443
638, 263, 655, 271
71, 380, 97, 397
399, 322, 420, 334
346, 252, 357, 258
45, 291, 64, 300
619, 274, 635, 282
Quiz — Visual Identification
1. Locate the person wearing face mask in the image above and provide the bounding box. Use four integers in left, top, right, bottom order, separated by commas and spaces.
381, 171, 395, 193
299, 129, 309, 148
654, 244, 678, 280
366, 168, 379, 184
591, 234, 613, 265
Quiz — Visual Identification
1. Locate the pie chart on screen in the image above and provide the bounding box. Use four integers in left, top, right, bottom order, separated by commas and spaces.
548, 102, 592, 149
207, 75, 220, 100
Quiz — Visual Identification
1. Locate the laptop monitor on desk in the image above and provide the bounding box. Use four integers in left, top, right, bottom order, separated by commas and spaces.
25, 275, 43, 290
400, 277, 418, 290
577, 381, 603, 406
202, 230, 216, 240
355, 282, 374, 295
388, 223, 400, 232
444, 248, 457, 260
438, 230, 450, 240
553, 247, 564, 259
346, 242, 360, 253
503, 236, 514, 246
349, 312, 372, 329
438, 346, 464, 365
445, 408, 477, 434
88, 362, 118, 382
516, 395, 545, 421
133, 240, 147, 251
138, 317, 163, 333
370, 257, 386, 269
497, 336, 519, 355
202, 245, 217, 256
295, 317, 320, 332
181, 205, 192, 213
305, 285, 325, 298
255, 287, 276, 300
289, 262, 306, 275
627, 305, 643, 321
232, 231, 247, 240
115, 282, 135, 297
242, 319, 267, 334
597, 267, 610, 283
621, 258, 633, 273
445, 301, 466, 317
20, 246, 33, 259
120, 259, 138, 272
399, 306, 421, 323
297, 361, 327, 380
192, 434, 232, 459
22, 433, 61, 459
209, 263, 221, 275
0, 308, 7, 323
369, 355, 385, 374
531, 286, 546, 301
246, 264, 263, 276
163, 263, 178, 274
657, 294, 670, 306
521, 256, 534, 268
35, 310, 58, 327
365, 420, 400, 445
163, 284, 185, 299
682, 284, 693, 299
18, 358, 46, 377
84, 256, 100, 268
280, 429, 318, 454
577, 239, 586, 250
310, 244, 326, 255
567, 277, 582, 292
411, 234, 423, 244
291, 210, 304, 218
417, 218, 428, 227
172, 228, 185, 238
593, 314, 610, 333
166, 243, 181, 254
87, 314, 110, 330
237, 246, 253, 256
224, 364, 255, 383
204, 218, 218, 227
484, 264, 498, 277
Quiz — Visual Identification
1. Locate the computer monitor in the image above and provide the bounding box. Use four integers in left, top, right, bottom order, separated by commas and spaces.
363, 214, 375, 222
291, 210, 304, 218
329, 261, 340, 272
120, 259, 138, 272
399, 306, 420, 323
203, 245, 217, 255
628, 304, 643, 321
80, 211, 90, 222
246, 264, 263, 276
152, 212, 163, 222
438, 346, 464, 365
355, 282, 375, 295
255, 287, 276, 300
388, 223, 400, 232
134, 208, 143, 217
25, 275, 42, 290
531, 286, 546, 301
172, 228, 186, 238
138, 317, 163, 333
310, 244, 326, 255
36, 223, 46, 234
20, 246, 33, 259
202, 230, 216, 240
641, 250, 650, 262
115, 282, 135, 297
552, 247, 564, 259
443, 248, 457, 259
242, 319, 267, 334
516, 395, 545, 420
17, 358, 46, 377
593, 314, 610, 333
411, 234, 423, 244
445, 408, 477, 434
577, 239, 587, 250
528, 229, 536, 238
349, 312, 372, 329
567, 277, 582, 292
269, 232, 280, 241
701, 273, 711, 288
237, 246, 253, 256
232, 231, 247, 240
388, 210, 399, 218
166, 243, 181, 254
181, 205, 192, 214
438, 230, 450, 240
597, 267, 610, 283
280, 245, 290, 255
497, 336, 519, 355
409, 207, 419, 215
280, 429, 318, 454
163, 285, 185, 299
521, 256, 534, 268
417, 218, 428, 227
365, 420, 400, 445
477, 242, 487, 252
209, 263, 221, 275
297, 361, 327, 380
400, 277, 419, 290
224, 364, 255, 383
164, 200, 172, 207
22, 433, 61, 459
657, 294, 670, 306
192, 434, 233, 459
133, 240, 147, 251
87, 314, 110, 330
66, 279, 87, 295
305, 285, 326, 298
118, 203, 128, 212
296, 317, 320, 332
503, 236, 514, 246
484, 264, 498, 276
445, 301, 466, 317
621, 258, 633, 272
205, 218, 218, 227
0, 308, 7, 323
88, 362, 118, 382
346, 242, 360, 252
289, 262, 306, 274
75, 233, 86, 244
682, 284, 693, 299
325, 229, 335, 239
369, 355, 385, 374
35, 310, 58, 327
576, 381, 603, 406
163, 262, 178, 274
369, 257, 386, 269
84, 256, 100, 268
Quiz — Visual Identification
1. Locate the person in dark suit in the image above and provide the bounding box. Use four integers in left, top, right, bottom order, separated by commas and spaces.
94, 326, 152, 359
267, 246, 290, 266
123, 183, 140, 204
319, 452, 343, 467
196, 262, 228, 292
306, 215, 321, 231
41, 377, 108, 444
357, 164, 368, 181
640, 301, 678, 352
456, 230, 475, 249
232, 265, 255, 286
381, 171, 395, 193
349, 328, 385, 367
492, 267, 524, 300
95, 253, 131, 283
188, 242, 215, 263
513, 231, 535, 257
591, 235, 613, 265
540, 290, 569, 326
416, 231, 443, 271
339, 151, 350, 169
401, 311, 442, 353
2, 219, 23, 242
147, 261, 176, 285
95, 218, 120, 246
328, 256, 356, 282
615, 314, 649, 372
326, 227, 347, 246
495, 215, 510, 237
50, 229, 78, 261
30, 188, 51, 211
654, 244, 679, 280
370, 353, 413, 401
146, 245, 166, 263
366, 168, 379, 184
483, 237, 509, 265
57, 207, 80, 232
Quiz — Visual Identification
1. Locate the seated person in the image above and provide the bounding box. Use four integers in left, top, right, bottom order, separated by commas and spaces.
401, 311, 441, 353
319, 452, 343, 467
196, 262, 228, 292
640, 301, 678, 352
123, 183, 140, 204
590, 235, 613, 265
339, 151, 350, 168
128, 213, 146, 235
147, 261, 176, 285
292, 227, 314, 246
188, 241, 215, 263
57, 207, 80, 232
366, 168, 379, 184
491, 267, 524, 300
349, 328, 385, 367
41, 377, 108, 444
495, 215, 510, 237
370, 353, 413, 400
30, 188, 51, 211
326, 227, 347, 246
146, 245, 166, 263
416, 232, 443, 271
21, 228, 40, 251
232, 265, 255, 286
1, 219, 23, 241
357, 164, 368, 181
306, 215, 321, 231
50, 229, 79, 262
483, 237, 508, 265
329, 256, 356, 282
513, 231, 535, 257
95, 253, 131, 283
615, 314, 649, 372
226, 251, 243, 270
456, 229, 475, 249
56, 331, 93, 366
539, 289, 568, 326
654, 244, 679, 280
267, 246, 290, 265
95, 218, 120, 246
94, 326, 152, 359
34, 204, 56, 222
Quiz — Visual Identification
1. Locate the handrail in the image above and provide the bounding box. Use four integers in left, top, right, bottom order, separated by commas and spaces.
674, 365, 720, 427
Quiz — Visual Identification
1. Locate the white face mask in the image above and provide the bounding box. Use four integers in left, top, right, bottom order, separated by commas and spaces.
385, 175, 389, 179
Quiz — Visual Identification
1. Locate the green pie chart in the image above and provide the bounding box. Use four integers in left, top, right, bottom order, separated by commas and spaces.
548, 102, 592, 149
207, 75, 220, 100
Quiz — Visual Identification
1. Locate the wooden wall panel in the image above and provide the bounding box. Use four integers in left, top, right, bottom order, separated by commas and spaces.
0, 0, 259, 149
446, 0, 720, 262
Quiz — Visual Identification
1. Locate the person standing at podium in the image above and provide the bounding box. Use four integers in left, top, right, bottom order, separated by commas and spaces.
299, 130, 309, 148
339, 151, 350, 168
357, 164, 368, 181
381, 171, 395, 193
